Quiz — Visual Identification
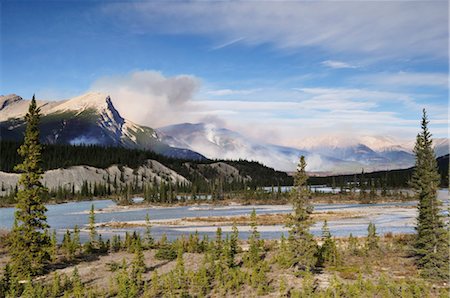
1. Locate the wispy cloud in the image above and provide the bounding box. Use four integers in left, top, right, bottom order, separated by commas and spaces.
206, 88, 259, 96
361, 72, 448, 88
321, 60, 357, 69
211, 37, 244, 50
103, 1, 448, 59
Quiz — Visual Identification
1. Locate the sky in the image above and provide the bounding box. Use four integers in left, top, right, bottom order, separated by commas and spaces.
1, 0, 448, 148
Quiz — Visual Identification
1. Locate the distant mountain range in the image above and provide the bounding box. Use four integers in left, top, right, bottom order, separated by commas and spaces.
158, 123, 448, 173
1, 93, 448, 174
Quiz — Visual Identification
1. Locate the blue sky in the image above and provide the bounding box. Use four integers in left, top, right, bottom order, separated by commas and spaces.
1, 1, 448, 146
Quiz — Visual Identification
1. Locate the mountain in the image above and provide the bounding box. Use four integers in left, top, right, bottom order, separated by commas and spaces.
157, 123, 359, 173
309, 154, 449, 189
432, 138, 450, 158
298, 135, 449, 171
158, 123, 306, 171
1, 93, 447, 174
158, 123, 449, 173
0, 93, 205, 160
297, 135, 416, 171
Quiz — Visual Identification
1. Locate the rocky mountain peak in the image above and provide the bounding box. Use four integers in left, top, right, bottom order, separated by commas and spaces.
0, 94, 23, 111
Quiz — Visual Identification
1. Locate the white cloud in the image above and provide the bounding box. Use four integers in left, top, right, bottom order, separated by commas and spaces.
103, 1, 448, 59
362, 72, 448, 88
321, 60, 357, 69
206, 88, 259, 96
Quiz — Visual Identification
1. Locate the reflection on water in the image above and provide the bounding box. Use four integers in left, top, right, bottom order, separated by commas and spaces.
0, 190, 447, 242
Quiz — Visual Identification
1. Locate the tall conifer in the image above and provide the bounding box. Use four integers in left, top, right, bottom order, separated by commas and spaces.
9, 96, 51, 278
412, 109, 449, 280
286, 156, 317, 271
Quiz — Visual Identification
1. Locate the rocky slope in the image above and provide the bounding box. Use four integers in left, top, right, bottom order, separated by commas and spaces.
0, 159, 260, 196
0, 93, 204, 160
0, 159, 190, 196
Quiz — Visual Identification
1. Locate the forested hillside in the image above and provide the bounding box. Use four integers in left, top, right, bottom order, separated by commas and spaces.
0, 140, 292, 187
309, 154, 449, 188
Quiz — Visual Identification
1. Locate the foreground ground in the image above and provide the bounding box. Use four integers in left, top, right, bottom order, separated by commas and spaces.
0, 229, 448, 297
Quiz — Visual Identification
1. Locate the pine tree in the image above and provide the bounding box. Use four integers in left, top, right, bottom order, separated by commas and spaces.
412, 109, 449, 280
366, 222, 378, 251
88, 204, 97, 244
8, 95, 51, 278
229, 222, 239, 266
144, 213, 154, 248
215, 227, 223, 259
72, 225, 81, 255
50, 230, 58, 263
319, 220, 340, 266
286, 156, 317, 271
246, 209, 262, 267
276, 233, 291, 268
131, 238, 145, 289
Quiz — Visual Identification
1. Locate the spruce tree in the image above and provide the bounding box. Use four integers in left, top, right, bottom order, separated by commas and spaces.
319, 220, 339, 266
286, 156, 317, 271
246, 209, 262, 267
8, 95, 51, 278
88, 204, 97, 244
131, 238, 145, 288
412, 109, 449, 280
144, 213, 154, 248
366, 222, 378, 251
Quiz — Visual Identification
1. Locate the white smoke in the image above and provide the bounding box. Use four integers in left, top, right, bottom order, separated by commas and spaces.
90, 70, 202, 128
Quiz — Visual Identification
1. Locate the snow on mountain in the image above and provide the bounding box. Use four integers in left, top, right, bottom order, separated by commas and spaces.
158, 123, 449, 173
158, 123, 306, 171
0, 93, 205, 160
157, 123, 363, 172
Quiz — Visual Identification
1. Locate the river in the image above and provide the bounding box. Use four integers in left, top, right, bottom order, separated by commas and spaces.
0, 190, 447, 242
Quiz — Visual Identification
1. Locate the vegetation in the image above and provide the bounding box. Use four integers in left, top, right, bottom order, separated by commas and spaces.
0, 215, 448, 297
8, 96, 51, 278
0, 140, 292, 185
412, 110, 449, 280
285, 156, 318, 271
0, 103, 448, 296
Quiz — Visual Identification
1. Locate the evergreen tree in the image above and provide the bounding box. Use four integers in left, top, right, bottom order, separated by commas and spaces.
319, 220, 339, 266
246, 209, 262, 267
275, 233, 291, 268
88, 204, 97, 244
50, 230, 58, 263
366, 222, 379, 251
412, 109, 449, 280
72, 225, 81, 255
131, 238, 146, 288
286, 156, 317, 271
229, 222, 239, 266
144, 213, 154, 248
215, 227, 223, 259
8, 96, 51, 278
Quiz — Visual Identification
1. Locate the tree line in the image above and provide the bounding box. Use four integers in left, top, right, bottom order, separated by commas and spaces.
308, 153, 449, 189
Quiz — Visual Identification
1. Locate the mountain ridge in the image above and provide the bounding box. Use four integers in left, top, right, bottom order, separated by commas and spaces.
0, 93, 205, 160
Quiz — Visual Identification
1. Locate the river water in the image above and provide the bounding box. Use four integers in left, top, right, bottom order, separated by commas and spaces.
0, 190, 447, 242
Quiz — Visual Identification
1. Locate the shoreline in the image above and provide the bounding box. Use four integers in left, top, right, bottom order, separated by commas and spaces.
2, 187, 440, 209
93, 204, 418, 229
